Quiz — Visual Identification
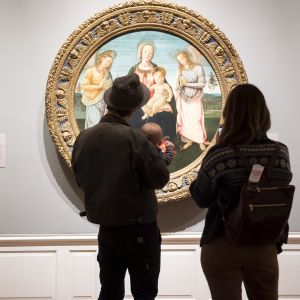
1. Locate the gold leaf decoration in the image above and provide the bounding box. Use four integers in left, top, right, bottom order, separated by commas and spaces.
173, 17, 190, 30
206, 43, 226, 64
182, 173, 197, 186
133, 10, 158, 23
100, 20, 110, 31
222, 65, 235, 78
56, 88, 65, 100
198, 32, 211, 44
56, 108, 68, 123
118, 12, 132, 26
66, 58, 79, 70
56, 88, 68, 108
81, 33, 94, 46
160, 12, 174, 25
167, 182, 178, 192
95, 20, 121, 38
69, 49, 79, 59
59, 68, 72, 82
61, 124, 75, 146
226, 78, 238, 90
62, 130, 72, 142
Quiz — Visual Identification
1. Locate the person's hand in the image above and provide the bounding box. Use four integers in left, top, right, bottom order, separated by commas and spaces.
99, 79, 108, 90
166, 140, 176, 154
179, 76, 188, 87
166, 140, 174, 148
216, 126, 222, 144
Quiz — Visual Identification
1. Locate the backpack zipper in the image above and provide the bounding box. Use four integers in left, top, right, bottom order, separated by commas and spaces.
247, 186, 293, 192
249, 203, 287, 212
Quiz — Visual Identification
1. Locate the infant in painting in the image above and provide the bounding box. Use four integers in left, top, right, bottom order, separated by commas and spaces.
142, 67, 173, 120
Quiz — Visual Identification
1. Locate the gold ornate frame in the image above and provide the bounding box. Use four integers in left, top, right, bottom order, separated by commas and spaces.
45, 0, 247, 203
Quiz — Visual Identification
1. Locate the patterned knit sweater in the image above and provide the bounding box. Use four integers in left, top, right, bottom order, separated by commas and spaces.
189, 137, 292, 249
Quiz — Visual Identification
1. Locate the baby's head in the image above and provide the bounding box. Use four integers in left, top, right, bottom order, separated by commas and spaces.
153, 67, 166, 84
141, 122, 163, 147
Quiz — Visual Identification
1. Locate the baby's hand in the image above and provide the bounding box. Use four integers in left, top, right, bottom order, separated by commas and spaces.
166, 140, 174, 148
166, 141, 176, 154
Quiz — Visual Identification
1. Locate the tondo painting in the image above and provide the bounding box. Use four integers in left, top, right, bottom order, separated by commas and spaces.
45, 1, 247, 202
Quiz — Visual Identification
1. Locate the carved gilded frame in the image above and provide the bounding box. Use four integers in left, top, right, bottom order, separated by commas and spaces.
45, 0, 247, 203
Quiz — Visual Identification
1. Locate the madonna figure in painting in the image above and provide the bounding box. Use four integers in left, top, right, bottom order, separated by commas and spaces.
175, 51, 209, 151
128, 42, 177, 144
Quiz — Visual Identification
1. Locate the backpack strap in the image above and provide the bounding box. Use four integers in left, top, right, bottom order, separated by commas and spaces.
265, 142, 280, 177
231, 145, 251, 172
218, 145, 250, 221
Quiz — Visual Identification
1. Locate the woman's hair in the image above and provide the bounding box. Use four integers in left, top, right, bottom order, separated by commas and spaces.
218, 83, 271, 145
95, 50, 115, 67
137, 43, 155, 62
177, 51, 196, 72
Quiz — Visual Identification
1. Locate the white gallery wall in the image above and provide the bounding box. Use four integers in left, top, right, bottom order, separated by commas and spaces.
1, 1, 300, 299
0, 0, 299, 235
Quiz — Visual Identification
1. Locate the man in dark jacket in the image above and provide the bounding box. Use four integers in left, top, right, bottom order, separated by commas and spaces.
72, 73, 170, 300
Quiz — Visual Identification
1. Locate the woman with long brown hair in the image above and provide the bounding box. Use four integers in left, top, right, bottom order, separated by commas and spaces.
190, 83, 293, 300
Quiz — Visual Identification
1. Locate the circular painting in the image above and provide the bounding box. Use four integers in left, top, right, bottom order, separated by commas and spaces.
45, 0, 247, 202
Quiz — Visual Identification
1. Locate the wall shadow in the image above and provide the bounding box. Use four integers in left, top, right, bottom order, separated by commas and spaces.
43, 116, 85, 214
158, 198, 206, 232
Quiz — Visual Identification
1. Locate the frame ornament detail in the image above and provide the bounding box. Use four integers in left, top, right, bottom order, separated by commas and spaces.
45, 0, 247, 203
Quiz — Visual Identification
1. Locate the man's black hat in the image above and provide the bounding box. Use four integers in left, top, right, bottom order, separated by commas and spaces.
104, 73, 150, 111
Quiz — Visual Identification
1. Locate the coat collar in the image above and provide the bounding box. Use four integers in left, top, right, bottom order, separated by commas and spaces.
100, 113, 130, 127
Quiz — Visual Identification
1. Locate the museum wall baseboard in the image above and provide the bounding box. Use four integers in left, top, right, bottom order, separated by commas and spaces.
0, 234, 300, 300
